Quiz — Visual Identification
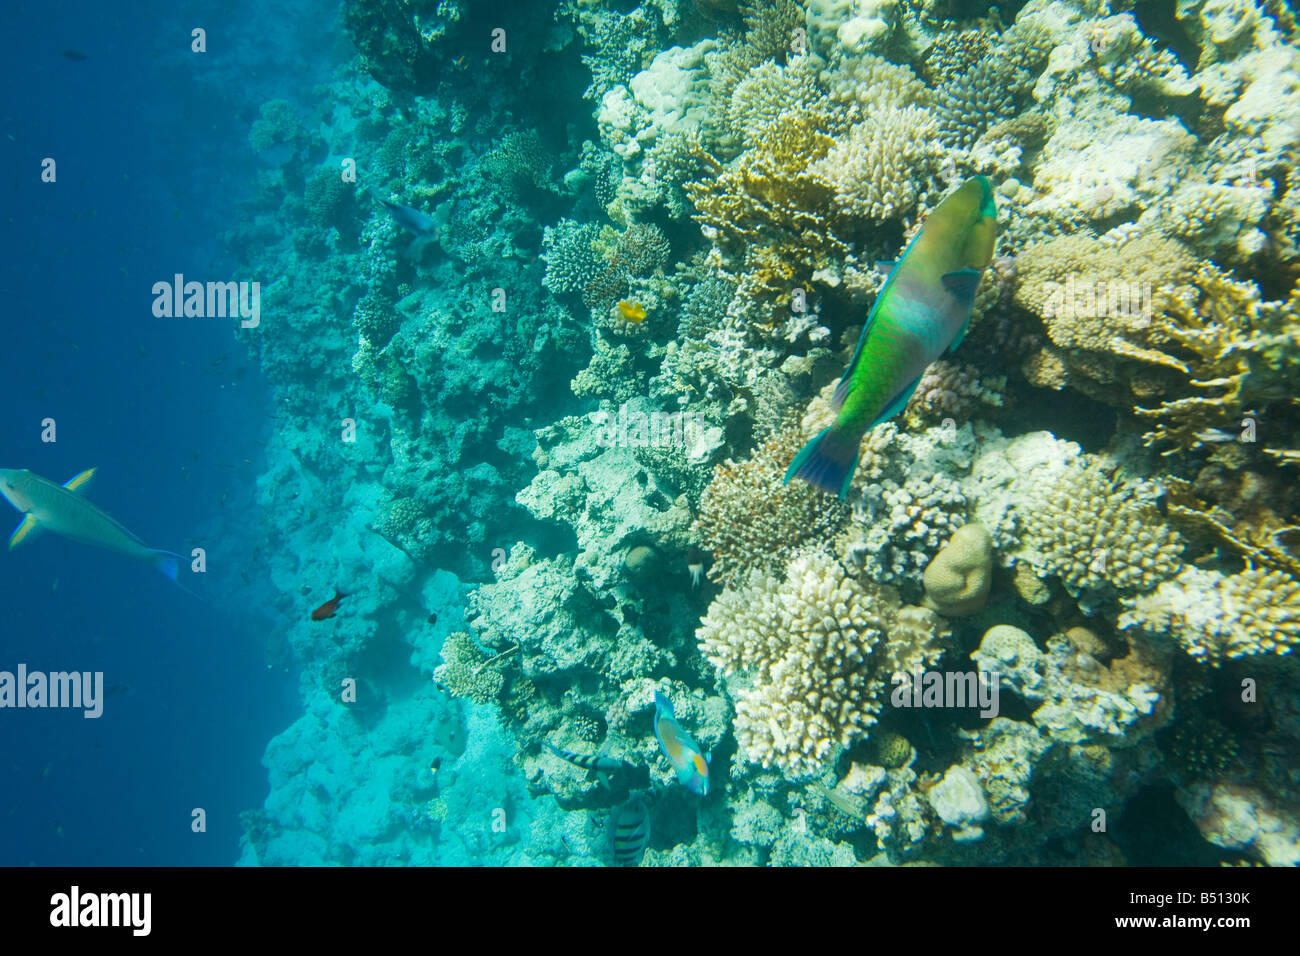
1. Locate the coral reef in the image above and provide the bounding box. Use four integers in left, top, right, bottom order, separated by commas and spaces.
698, 550, 951, 776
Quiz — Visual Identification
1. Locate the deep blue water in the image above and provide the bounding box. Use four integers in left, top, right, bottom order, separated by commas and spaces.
0, 1, 324, 865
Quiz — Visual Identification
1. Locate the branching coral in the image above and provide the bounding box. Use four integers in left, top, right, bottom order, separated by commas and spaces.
695, 425, 849, 586
1122, 566, 1300, 665
433, 631, 508, 706
1018, 455, 1183, 600
698, 550, 951, 777
543, 218, 671, 312
1129, 266, 1300, 458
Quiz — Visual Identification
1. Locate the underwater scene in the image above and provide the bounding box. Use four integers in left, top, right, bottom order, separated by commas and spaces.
3, 0, 1300, 870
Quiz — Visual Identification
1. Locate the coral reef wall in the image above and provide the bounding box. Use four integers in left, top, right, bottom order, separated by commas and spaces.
234, 0, 1300, 866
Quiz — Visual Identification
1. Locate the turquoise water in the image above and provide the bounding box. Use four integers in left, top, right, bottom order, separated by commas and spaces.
4, 1, 1300, 867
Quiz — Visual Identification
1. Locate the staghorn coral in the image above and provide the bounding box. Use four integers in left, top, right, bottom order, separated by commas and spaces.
698, 550, 951, 777
1121, 566, 1300, 666
1017, 455, 1183, 601
1161, 475, 1300, 578
812, 105, 938, 222
1129, 266, 1300, 458
695, 425, 849, 586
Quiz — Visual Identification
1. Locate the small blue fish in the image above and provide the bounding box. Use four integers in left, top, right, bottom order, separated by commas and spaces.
379, 198, 438, 237
378, 197, 455, 259
652, 691, 710, 796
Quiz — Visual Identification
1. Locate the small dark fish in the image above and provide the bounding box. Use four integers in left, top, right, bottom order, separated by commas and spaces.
427, 612, 438, 625
311, 589, 346, 621
610, 794, 650, 867
61, 49, 88, 61
430, 756, 442, 774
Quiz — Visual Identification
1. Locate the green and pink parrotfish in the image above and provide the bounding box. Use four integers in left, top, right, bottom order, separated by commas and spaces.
785, 176, 998, 498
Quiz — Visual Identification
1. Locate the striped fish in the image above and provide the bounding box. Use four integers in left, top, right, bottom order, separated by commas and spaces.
609, 794, 650, 867
544, 742, 629, 789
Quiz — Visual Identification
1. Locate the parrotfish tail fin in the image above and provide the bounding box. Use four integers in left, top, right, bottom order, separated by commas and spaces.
784, 426, 861, 500
148, 549, 186, 582
653, 690, 672, 718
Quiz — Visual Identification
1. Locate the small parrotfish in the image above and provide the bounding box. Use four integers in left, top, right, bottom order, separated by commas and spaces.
544, 742, 628, 789
652, 691, 710, 796
785, 176, 997, 498
0, 468, 185, 580
379, 197, 455, 258
609, 793, 650, 867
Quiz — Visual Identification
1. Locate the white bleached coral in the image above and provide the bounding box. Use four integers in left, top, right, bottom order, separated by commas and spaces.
697, 550, 950, 777
1120, 566, 1300, 665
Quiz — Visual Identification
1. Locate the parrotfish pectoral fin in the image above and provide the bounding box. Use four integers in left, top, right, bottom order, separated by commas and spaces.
871, 375, 924, 430
941, 269, 982, 312
9, 514, 41, 549
62, 467, 96, 492
784, 425, 862, 500
948, 316, 971, 354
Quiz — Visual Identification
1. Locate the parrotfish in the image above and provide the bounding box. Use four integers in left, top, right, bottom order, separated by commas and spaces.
379, 198, 439, 237
785, 176, 997, 498
0, 467, 184, 580
379, 197, 455, 258
609, 793, 650, 867
652, 691, 711, 796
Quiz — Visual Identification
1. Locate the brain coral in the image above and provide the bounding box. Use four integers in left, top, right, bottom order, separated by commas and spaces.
698, 550, 950, 777
1018, 456, 1183, 599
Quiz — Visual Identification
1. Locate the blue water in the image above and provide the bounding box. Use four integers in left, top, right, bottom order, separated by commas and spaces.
0, 1, 318, 865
